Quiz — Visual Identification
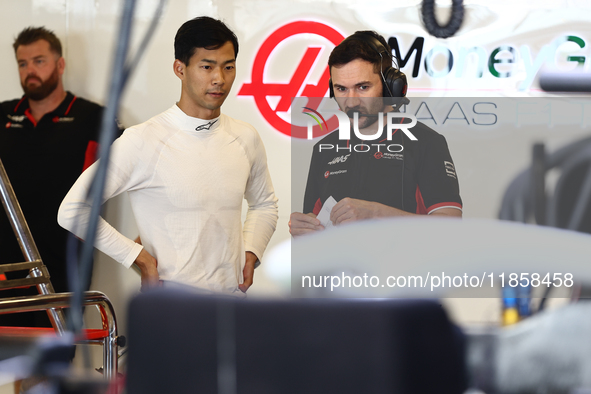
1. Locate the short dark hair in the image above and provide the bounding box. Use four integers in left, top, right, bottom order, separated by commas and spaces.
174, 16, 239, 65
13, 26, 62, 56
328, 30, 392, 74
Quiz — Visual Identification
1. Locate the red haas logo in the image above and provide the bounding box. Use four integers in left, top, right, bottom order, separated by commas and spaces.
238, 21, 344, 138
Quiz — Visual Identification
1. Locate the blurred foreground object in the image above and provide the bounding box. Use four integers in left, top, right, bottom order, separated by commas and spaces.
468, 302, 591, 393
289, 218, 591, 298
126, 289, 467, 394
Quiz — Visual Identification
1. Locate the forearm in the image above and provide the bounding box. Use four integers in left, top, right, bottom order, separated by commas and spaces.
243, 197, 278, 259
57, 163, 143, 267
373, 203, 462, 218
331, 198, 462, 224
372, 203, 417, 218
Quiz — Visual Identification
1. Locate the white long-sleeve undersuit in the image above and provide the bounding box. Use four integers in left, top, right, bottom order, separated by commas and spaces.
58, 104, 278, 295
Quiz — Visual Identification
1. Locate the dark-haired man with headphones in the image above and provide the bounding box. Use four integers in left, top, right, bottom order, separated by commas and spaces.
289, 31, 462, 236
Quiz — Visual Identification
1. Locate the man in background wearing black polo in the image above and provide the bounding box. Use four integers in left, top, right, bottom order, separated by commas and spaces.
0, 27, 116, 327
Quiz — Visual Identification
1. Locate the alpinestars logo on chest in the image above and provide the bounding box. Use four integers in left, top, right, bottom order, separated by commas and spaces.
195, 119, 219, 131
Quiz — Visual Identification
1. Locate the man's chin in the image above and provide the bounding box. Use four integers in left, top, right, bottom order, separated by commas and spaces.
26, 90, 49, 101
24, 85, 56, 101
22, 72, 59, 101
204, 97, 227, 110
350, 117, 378, 130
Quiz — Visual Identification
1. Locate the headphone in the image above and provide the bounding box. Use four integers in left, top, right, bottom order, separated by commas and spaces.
329, 32, 408, 99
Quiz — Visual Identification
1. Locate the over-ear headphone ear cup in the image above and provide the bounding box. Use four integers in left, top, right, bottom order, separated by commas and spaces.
382, 67, 408, 97
329, 78, 334, 98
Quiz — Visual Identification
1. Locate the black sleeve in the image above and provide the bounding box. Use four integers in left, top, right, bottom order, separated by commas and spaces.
94, 106, 124, 142
0, 102, 8, 123
417, 133, 462, 213
303, 148, 321, 214
79, 101, 124, 171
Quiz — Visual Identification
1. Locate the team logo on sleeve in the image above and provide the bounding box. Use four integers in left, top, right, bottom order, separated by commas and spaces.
444, 161, 457, 178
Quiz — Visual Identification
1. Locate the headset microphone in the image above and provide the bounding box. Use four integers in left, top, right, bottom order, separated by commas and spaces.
346, 110, 380, 118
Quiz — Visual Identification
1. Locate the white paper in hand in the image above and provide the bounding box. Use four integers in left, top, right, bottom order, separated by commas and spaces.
316, 196, 337, 229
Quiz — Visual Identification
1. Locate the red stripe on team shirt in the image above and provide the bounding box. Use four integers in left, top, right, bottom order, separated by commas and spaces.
83, 141, 99, 171
415, 186, 428, 214
64, 96, 77, 115
13, 97, 26, 112
427, 202, 463, 213
313, 198, 322, 216
416, 186, 462, 214
24, 108, 37, 127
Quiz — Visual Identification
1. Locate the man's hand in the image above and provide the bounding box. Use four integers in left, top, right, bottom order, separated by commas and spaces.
134, 248, 159, 291
330, 198, 381, 225
289, 212, 325, 237
240, 251, 258, 293
330, 197, 461, 224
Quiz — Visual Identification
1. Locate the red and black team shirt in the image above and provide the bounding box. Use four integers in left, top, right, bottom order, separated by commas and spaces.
303, 120, 462, 216
0, 92, 116, 295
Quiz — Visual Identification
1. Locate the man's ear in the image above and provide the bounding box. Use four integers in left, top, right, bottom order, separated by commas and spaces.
173, 59, 185, 80
57, 56, 66, 76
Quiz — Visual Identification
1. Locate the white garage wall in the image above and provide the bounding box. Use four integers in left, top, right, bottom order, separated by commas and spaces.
1, 0, 590, 336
